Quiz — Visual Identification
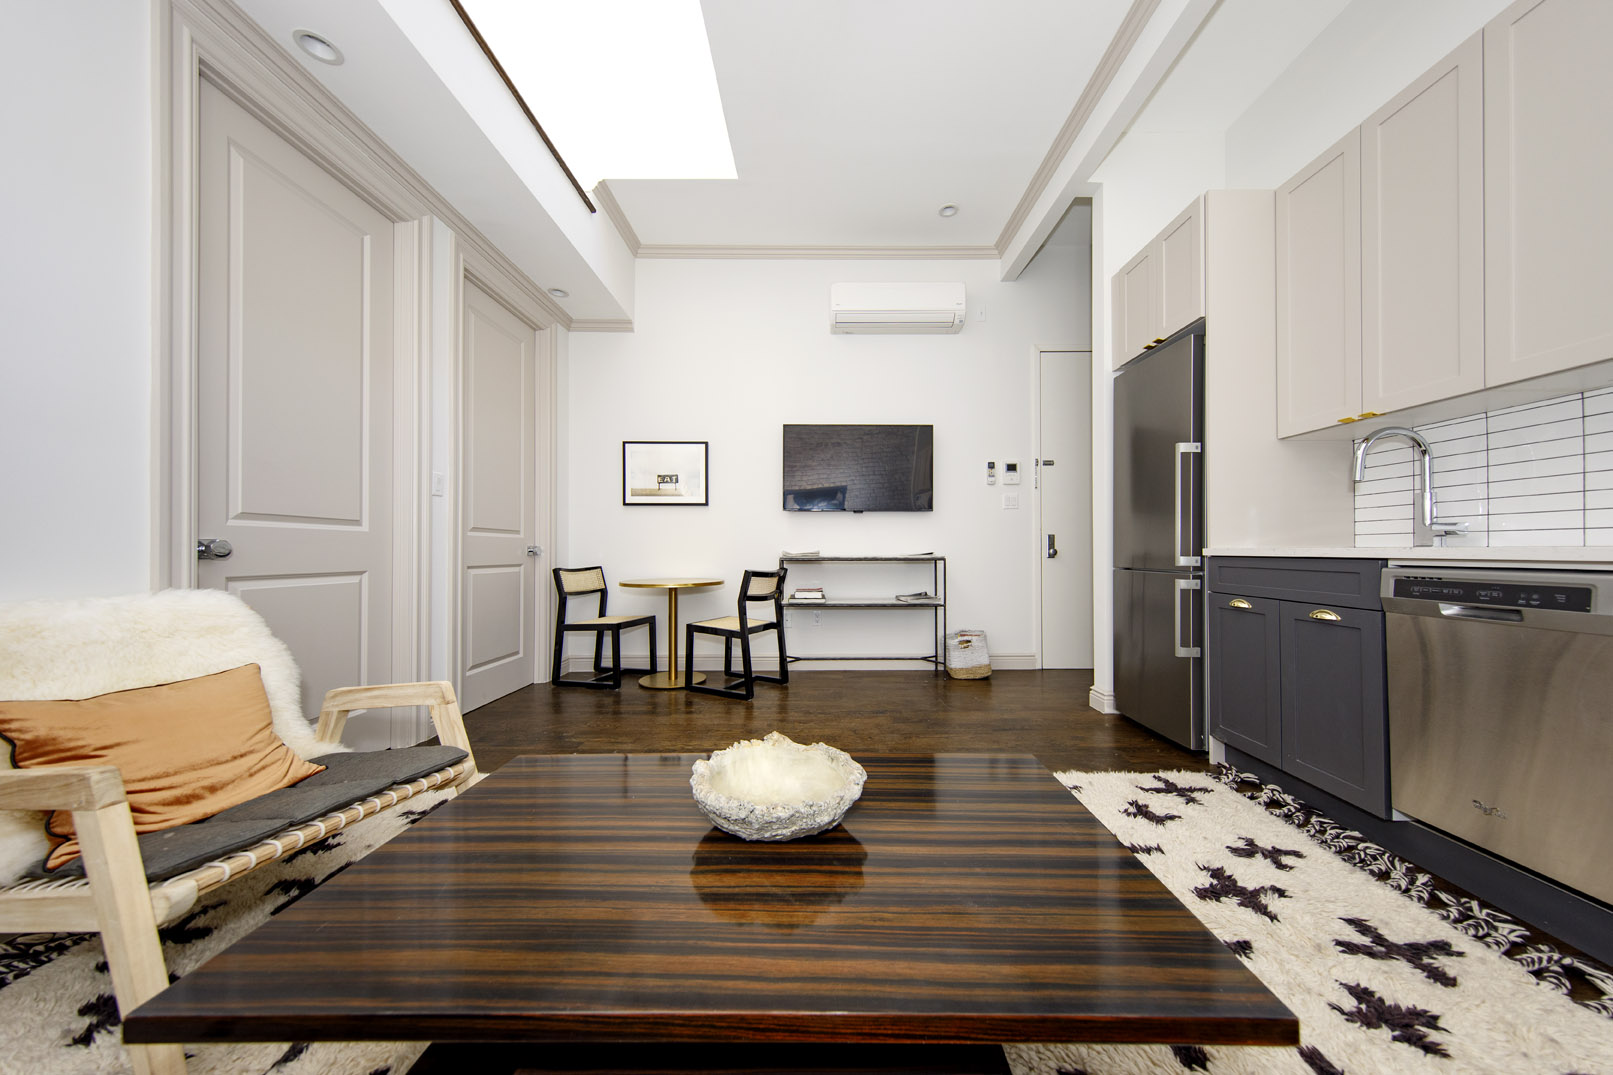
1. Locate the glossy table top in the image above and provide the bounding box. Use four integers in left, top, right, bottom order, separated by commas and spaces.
125, 753, 1297, 1047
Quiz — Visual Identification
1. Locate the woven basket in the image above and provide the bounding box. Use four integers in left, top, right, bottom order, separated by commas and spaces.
945, 630, 991, 679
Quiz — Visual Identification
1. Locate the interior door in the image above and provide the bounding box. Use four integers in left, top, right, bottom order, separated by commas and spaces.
459, 279, 538, 710
1039, 350, 1093, 668
196, 80, 397, 746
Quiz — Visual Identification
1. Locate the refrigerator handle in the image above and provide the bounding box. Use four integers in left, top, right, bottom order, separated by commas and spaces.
1174, 442, 1202, 568
1173, 578, 1202, 659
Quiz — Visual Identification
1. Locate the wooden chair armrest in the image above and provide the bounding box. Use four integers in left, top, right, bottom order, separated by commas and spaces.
0, 765, 126, 812
315, 680, 475, 765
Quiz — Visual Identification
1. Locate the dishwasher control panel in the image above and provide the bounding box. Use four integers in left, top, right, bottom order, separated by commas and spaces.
1392, 577, 1593, 612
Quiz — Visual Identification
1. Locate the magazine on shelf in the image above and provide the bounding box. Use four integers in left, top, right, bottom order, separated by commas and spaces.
895, 591, 936, 603
791, 586, 826, 601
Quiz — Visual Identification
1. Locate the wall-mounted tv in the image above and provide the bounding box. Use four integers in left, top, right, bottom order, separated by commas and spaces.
782, 424, 934, 512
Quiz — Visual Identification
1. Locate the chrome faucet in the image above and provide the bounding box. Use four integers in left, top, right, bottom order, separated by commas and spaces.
1351, 426, 1465, 544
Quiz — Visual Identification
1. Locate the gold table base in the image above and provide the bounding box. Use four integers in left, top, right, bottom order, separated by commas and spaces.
638, 670, 707, 690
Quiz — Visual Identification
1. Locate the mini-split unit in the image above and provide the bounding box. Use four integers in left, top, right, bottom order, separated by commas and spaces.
829, 282, 966, 334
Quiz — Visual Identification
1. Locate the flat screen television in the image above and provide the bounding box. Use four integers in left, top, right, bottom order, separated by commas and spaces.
782, 424, 934, 512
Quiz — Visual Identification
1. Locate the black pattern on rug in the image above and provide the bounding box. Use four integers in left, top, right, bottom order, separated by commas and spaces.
1333, 916, 1463, 987
1225, 835, 1304, 871
1134, 776, 1215, 806
1122, 799, 1181, 826
1328, 980, 1451, 1057
1191, 863, 1288, 922
0, 933, 85, 988
1213, 764, 1613, 1019
1169, 1044, 1210, 1070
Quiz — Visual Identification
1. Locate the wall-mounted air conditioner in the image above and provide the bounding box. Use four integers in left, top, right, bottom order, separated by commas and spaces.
829, 282, 966, 334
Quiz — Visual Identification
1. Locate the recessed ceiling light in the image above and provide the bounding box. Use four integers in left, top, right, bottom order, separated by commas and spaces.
293, 30, 344, 66
547, 287, 570, 299
938, 204, 959, 218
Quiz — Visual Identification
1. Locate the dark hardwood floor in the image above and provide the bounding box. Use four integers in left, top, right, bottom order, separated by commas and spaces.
461, 669, 1209, 777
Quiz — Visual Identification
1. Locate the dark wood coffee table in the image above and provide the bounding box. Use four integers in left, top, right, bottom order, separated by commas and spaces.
124, 753, 1297, 1067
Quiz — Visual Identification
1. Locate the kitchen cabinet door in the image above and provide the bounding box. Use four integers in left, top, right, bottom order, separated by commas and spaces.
1484, 0, 1613, 386
1362, 32, 1485, 416
1279, 600, 1389, 817
1158, 198, 1205, 343
1276, 129, 1363, 437
1113, 244, 1159, 366
1206, 592, 1281, 766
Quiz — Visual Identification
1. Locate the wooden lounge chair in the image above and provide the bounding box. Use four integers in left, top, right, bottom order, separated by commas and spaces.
0, 590, 479, 1075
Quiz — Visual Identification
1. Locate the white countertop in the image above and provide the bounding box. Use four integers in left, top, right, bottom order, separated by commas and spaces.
1204, 546, 1613, 568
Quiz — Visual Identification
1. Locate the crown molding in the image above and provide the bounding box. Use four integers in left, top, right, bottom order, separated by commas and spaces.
592, 180, 641, 256
635, 244, 1000, 261
994, 0, 1160, 253
568, 318, 635, 332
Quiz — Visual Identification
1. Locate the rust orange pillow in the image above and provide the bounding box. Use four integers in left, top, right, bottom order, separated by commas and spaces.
0, 664, 325, 871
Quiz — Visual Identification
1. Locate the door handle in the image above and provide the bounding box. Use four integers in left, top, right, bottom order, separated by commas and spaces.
526, 545, 543, 557
1308, 609, 1341, 622
1046, 534, 1058, 559
1229, 598, 1252, 610
1174, 577, 1201, 658
196, 538, 233, 560
1174, 442, 1201, 568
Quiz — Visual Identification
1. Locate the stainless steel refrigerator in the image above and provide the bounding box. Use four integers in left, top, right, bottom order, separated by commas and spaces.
1112, 324, 1204, 749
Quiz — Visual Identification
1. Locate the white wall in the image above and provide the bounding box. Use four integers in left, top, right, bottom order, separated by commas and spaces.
0, 4, 154, 600
563, 251, 1087, 669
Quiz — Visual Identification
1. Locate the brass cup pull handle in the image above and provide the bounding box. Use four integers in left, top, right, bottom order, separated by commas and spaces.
1229, 598, 1252, 610
1308, 609, 1341, 622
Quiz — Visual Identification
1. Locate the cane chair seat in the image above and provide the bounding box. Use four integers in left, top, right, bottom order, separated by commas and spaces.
551, 567, 656, 689
684, 569, 789, 700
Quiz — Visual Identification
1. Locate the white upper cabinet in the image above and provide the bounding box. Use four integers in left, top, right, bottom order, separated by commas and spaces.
1361, 31, 1485, 415
1277, 0, 1613, 438
1111, 197, 1204, 367
1276, 130, 1362, 437
1157, 200, 1206, 340
1484, 0, 1613, 386
1113, 244, 1158, 366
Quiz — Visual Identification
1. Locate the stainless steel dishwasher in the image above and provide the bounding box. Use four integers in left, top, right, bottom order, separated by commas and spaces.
1382, 566, 1613, 906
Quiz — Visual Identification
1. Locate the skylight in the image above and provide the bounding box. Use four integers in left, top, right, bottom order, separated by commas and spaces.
456, 0, 737, 191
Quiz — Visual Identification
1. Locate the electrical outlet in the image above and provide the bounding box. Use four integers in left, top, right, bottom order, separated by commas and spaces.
812, 610, 822, 626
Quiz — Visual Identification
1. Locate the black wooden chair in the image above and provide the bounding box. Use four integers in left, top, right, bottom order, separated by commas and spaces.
684, 568, 789, 700
551, 566, 657, 689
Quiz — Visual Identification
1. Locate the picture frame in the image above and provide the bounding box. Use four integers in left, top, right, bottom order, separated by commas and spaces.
622, 441, 709, 506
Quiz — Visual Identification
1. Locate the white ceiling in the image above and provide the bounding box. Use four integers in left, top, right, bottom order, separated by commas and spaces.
227, 0, 1352, 317
608, 0, 1132, 250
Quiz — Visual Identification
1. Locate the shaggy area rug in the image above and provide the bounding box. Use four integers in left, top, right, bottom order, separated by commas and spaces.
0, 785, 458, 1075
1007, 767, 1613, 1075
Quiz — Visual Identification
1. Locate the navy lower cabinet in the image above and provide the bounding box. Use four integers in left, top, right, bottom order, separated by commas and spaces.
1205, 594, 1282, 765
1207, 558, 1390, 818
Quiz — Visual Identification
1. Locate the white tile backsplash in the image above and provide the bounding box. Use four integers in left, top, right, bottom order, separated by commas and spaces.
1352, 390, 1613, 549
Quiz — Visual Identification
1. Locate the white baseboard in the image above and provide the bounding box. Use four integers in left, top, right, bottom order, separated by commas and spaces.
564, 652, 1038, 675
1088, 686, 1119, 714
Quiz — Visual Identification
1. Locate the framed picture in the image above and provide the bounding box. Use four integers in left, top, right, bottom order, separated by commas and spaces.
622, 441, 709, 506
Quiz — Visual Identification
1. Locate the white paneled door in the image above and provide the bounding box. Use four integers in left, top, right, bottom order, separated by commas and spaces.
459, 279, 538, 710
196, 80, 398, 746
1039, 351, 1094, 668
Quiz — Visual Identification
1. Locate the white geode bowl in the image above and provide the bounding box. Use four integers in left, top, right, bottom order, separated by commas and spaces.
690, 731, 866, 841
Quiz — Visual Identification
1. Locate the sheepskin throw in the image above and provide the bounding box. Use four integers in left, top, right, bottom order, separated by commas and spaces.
0, 589, 333, 884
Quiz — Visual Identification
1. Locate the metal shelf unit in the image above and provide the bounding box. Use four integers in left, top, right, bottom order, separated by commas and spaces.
779, 555, 946, 670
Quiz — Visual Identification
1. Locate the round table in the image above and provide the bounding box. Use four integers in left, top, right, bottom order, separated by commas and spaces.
619, 577, 723, 689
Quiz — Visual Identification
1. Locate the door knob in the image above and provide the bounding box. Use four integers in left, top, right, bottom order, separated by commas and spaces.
196, 538, 233, 560
1046, 534, 1059, 559
526, 545, 543, 557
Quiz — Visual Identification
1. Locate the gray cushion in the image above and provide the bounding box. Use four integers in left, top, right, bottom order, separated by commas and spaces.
34, 745, 467, 882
